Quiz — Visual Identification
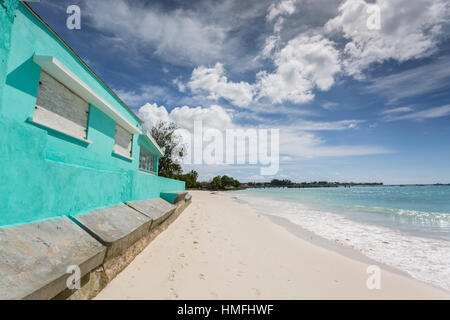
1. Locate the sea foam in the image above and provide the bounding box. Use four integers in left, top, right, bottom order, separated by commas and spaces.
233, 193, 450, 291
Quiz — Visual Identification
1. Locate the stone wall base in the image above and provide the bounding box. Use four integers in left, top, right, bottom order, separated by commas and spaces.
54, 198, 191, 300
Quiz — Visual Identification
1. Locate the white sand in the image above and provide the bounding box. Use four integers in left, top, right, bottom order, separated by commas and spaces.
95, 191, 449, 300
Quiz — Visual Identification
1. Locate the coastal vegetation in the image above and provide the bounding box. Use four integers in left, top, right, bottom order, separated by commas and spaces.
151, 121, 185, 179
247, 179, 383, 188
175, 174, 383, 191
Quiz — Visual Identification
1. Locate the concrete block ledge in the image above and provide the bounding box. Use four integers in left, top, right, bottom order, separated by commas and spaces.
126, 197, 176, 228
72, 204, 152, 260
0, 217, 106, 300
0, 195, 192, 300
160, 191, 189, 204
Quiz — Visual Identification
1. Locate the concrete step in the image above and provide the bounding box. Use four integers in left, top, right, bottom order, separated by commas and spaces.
160, 191, 189, 204
71, 204, 152, 260
126, 197, 176, 229
0, 216, 106, 300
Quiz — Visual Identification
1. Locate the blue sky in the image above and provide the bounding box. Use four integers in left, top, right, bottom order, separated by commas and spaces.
30, 0, 450, 184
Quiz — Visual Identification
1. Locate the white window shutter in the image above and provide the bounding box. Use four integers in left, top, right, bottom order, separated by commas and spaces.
114, 124, 133, 158
34, 71, 89, 140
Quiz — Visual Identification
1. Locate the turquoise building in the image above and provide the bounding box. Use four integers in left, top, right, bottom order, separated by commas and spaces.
0, 1, 185, 227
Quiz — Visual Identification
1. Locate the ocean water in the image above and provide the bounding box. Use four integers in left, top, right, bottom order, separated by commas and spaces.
231, 186, 450, 291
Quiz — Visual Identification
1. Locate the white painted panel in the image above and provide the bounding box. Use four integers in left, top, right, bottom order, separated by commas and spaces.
34, 71, 89, 140
114, 124, 132, 158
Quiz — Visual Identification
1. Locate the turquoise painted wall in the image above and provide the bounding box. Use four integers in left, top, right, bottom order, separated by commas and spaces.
0, 0, 19, 112
0, 3, 184, 227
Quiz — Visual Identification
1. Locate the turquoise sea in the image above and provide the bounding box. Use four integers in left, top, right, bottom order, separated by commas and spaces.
232, 186, 450, 291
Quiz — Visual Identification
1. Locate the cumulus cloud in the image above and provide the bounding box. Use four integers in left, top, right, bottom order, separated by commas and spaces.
137, 103, 171, 131
138, 103, 233, 132
187, 63, 254, 107
256, 34, 341, 104
186, 34, 341, 106
325, 0, 450, 78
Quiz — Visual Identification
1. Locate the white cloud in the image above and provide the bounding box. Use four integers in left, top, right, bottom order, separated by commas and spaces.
172, 77, 186, 93
187, 63, 254, 107
262, 35, 280, 58
380, 107, 413, 115
366, 56, 450, 102
325, 0, 450, 78
266, 0, 297, 22
321, 102, 339, 110
138, 103, 233, 132
138, 103, 388, 161
256, 34, 341, 104
115, 85, 170, 107
187, 33, 343, 107
137, 103, 171, 131
382, 105, 450, 122
169, 105, 234, 131
82, 0, 227, 66
280, 129, 392, 158
296, 120, 364, 131
266, 0, 297, 33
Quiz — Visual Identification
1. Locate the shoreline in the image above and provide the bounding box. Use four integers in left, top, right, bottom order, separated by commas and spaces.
234, 197, 449, 294
227, 193, 450, 294
96, 191, 449, 299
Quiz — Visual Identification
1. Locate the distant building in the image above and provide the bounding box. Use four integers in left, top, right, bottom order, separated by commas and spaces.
0, 1, 184, 227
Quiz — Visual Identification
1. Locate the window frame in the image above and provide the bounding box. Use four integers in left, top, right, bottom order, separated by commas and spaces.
138, 145, 157, 174
113, 123, 134, 161
31, 70, 91, 143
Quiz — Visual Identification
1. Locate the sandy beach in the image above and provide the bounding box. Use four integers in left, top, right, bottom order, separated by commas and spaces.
95, 191, 449, 300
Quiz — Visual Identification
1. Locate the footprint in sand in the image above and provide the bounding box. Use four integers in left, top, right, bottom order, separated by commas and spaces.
199, 273, 206, 280
169, 288, 179, 298
252, 288, 261, 296
168, 270, 176, 282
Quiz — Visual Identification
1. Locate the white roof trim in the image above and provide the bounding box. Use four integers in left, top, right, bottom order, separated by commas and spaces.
33, 55, 142, 134
142, 130, 164, 156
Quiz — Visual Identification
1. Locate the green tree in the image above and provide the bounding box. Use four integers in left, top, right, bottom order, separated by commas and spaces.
176, 170, 201, 189
221, 175, 233, 187
211, 176, 223, 190
150, 121, 185, 179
